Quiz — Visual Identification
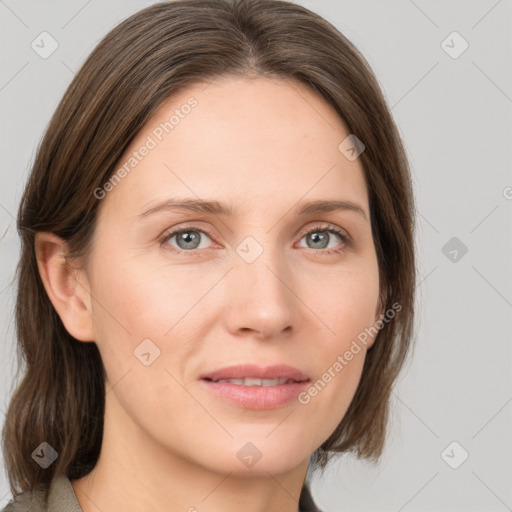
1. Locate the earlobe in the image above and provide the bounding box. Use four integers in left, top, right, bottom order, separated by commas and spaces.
34, 232, 95, 342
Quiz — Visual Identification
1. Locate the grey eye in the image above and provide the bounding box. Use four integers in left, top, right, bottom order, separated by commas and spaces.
299, 229, 343, 250
167, 229, 212, 251
305, 231, 329, 249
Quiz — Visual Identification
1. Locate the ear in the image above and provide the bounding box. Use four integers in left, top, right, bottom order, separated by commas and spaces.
35, 232, 95, 342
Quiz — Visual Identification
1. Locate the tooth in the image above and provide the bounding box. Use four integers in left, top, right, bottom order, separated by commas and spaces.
217, 378, 244, 384
244, 378, 262, 386
213, 377, 292, 386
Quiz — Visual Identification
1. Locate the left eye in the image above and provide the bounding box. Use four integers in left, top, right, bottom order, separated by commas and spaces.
164, 229, 212, 251
298, 228, 345, 250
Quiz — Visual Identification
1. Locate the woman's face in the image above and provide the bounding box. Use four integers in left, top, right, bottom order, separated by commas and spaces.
83, 76, 382, 475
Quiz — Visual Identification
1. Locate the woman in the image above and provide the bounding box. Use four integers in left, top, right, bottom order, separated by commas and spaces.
1, 0, 416, 510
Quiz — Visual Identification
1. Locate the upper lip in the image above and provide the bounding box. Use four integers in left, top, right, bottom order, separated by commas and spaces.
200, 364, 309, 382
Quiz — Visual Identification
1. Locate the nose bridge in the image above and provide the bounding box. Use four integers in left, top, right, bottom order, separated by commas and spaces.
225, 230, 297, 337
236, 231, 290, 300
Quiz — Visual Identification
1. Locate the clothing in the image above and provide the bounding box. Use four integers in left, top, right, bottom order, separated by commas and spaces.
1, 476, 81, 512
2, 475, 322, 512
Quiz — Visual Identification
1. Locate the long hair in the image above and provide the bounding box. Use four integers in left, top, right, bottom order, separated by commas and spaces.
2, 0, 416, 496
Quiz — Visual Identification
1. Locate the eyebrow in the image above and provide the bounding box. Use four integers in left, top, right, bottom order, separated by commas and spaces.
138, 198, 368, 222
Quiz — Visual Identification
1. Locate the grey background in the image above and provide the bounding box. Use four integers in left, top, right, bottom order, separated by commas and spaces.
1, 0, 511, 510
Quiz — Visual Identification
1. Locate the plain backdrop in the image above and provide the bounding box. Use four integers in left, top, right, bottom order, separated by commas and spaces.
1, 1, 511, 510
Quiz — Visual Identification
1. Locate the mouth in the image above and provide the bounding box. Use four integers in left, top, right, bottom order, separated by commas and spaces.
202, 377, 303, 386
199, 364, 310, 410
199, 363, 309, 382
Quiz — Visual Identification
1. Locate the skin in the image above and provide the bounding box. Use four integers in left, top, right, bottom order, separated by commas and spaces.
36, 76, 383, 512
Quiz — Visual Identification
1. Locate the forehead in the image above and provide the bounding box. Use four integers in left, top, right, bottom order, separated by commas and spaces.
102, 76, 369, 218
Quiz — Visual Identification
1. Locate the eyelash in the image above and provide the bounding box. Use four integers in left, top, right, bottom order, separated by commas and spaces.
160, 223, 350, 257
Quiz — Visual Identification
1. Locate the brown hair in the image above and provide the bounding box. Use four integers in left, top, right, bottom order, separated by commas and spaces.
2, 0, 416, 496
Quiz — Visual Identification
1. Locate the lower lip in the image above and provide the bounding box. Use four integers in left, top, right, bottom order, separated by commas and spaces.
200, 379, 310, 410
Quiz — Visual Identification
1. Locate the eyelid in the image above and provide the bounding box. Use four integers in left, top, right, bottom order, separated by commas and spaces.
299, 222, 351, 241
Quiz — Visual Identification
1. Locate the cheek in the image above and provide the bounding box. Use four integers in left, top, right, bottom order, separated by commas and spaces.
297, 328, 368, 448
87, 257, 199, 417
88, 254, 221, 391
296, 264, 379, 422
302, 260, 380, 345
91, 255, 208, 341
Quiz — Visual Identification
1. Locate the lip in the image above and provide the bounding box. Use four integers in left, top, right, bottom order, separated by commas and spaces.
199, 364, 310, 410
199, 364, 309, 382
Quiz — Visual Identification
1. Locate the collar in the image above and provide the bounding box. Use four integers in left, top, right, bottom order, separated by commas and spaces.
47, 475, 82, 512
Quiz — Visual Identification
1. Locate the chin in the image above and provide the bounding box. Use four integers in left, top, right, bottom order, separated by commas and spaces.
195, 432, 312, 476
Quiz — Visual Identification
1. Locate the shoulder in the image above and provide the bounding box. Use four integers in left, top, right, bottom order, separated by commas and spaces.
1, 486, 47, 512
1, 475, 82, 512
3, 477, 317, 512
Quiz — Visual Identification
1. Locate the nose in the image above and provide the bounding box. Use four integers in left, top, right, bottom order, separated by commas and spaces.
222, 241, 299, 341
